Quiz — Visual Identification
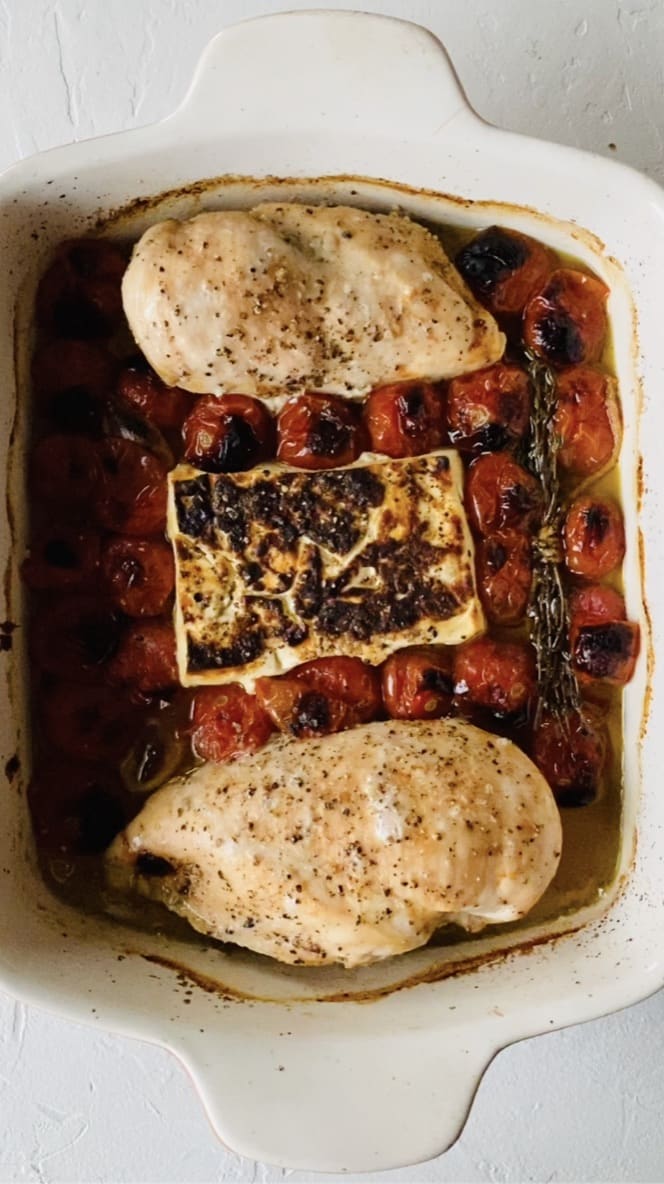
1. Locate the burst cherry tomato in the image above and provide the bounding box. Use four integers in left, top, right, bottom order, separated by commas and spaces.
183, 393, 275, 472
446, 363, 530, 454
101, 537, 175, 618
31, 595, 122, 682
117, 358, 192, 432
22, 526, 100, 590
28, 762, 128, 855
255, 656, 382, 737
532, 707, 607, 806
563, 496, 625, 579
455, 226, 555, 317
569, 583, 626, 625
454, 638, 536, 717
381, 646, 454, 719
41, 682, 136, 761
32, 339, 115, 434
37, 237, 127, 339
523, 268, 609, 367
96, 438, 168, 535
107, 619, 178, 694
572, 620, 640, 686
191, 684, 273, 763
363, 381, 446, 458
553, 366, 621, 476
476, 533, 533, 625
277, 393, 365, 469
465, 452, 543, 536
31, 435, 101, 511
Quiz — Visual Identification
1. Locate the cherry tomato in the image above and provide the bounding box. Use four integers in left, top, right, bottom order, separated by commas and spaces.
523, 268, 609, 367
553, 367, 621, 476
446, 363, 530, 454
191, 684, 273, 763
572, 620, 639, 686
183, 393, 275, 473
28, 762, 128, 855
101, 537, 175, 617
22, 526, 100, 590
532, 707, 607, 806
277, 393, 365, 469
32, 339, 115, 434
117, 357, 192, 432
363, 381, 446, 458
455, 226, 555, 317
568, 583, 626, 625
465, 452, 543, 536
563, 496, 625, 579
37, 237, 127, 340
107, 619, 178, 694
31, 595, 122, 682
96, 438, 168, 535
41, 681, 136, 761
454, 638, 536, 717
476, 533, 533, 625
31, 435, 101, 510
255, 656, 382, 737
381, 646, 454, 719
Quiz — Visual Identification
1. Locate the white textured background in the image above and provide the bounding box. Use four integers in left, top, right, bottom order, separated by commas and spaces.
1, 1, 664, 1181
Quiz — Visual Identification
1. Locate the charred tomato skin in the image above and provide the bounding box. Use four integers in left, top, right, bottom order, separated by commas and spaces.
476, 532, 533, 625
277, 393, 365, 469
381, 646, 455, 720
446, 363, 531, 454
183, 393, 275, 473
523, 268, 609, 368
455, 226, 555, 317
363, 381, 447, 458
255, 656, 381, 738
465, 451, 543, 536
563, 496, 626, 579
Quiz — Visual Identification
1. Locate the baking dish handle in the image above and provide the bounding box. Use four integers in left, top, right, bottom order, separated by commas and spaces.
169, 10, 479, 142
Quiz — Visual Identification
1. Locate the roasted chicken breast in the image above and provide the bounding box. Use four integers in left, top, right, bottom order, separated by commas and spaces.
106, 719, 562, 967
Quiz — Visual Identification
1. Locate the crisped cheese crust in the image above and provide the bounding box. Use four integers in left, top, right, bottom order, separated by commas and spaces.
121, 203, 505, 397
168, 451, 485, 686
106, 719, 562, 967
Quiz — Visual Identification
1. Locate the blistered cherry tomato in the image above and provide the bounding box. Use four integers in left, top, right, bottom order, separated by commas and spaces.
31, 595, 122, 682
31, 435, 101, 510
277, 393, 365, 469
117, 358, 192, 432
455, 226, 555, 317
183, 393, 275, 472
563, 496, 625, 579
42, 682, 135, 761
446, 363, 530, 454
569, 583, 626, 625
454, 638, 536, 717
28, 762, 128, 855
363, 381, 446, 458
476, 533, 533, 625
101, 537, 175, 617
37, 238, 127, 339
465, 452, 543, 536
532, 708, 607, 806
523, 268, 609, 367
32, 339, 114, 434
96, 438, 168, 535
553, 366, 621, 477
381, 646, 454, 719
22, 526, 100, 590
191, 684, 273, 763
572, 620, 639, 686
255, 656, 381, 737
107, 619, 178, 693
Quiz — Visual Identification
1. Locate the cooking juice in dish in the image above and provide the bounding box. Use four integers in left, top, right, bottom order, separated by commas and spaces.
23, 209, 638, 952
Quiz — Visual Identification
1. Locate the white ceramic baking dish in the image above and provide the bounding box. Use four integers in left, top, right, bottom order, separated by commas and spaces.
1, 10, 662, 1172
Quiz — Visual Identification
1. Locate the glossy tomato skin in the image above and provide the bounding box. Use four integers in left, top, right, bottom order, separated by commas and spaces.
454, 638, 536, 718
31, 435, 101, 512
101, 537, 175, 617
183, 393, 275, 472
523, 268, 609, 367
455, 226, 555, 317
28, 761, 129, 856
277, 393, 365, 469
363, 381, 446, 458
476, 533, 533, 625
568, 583, 626, 625
117, 358, 192, 432
465, 452, 543, 536
381, 646, 454, 719
572, 620, 640, 686
22, 526, 100, 591
446, 363, 530, 454
107, 619, 178, 694
31, 595, 122, 683
563, 496, 625, 579
32, 339, 115, 434
41, 681, 136, 762
553, 367, 621, 477
191, 684, 273, 763
95, 438, 168, 536
255, 656, 381, 737
37, 238, 127, 340
532, 708, 607, 806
